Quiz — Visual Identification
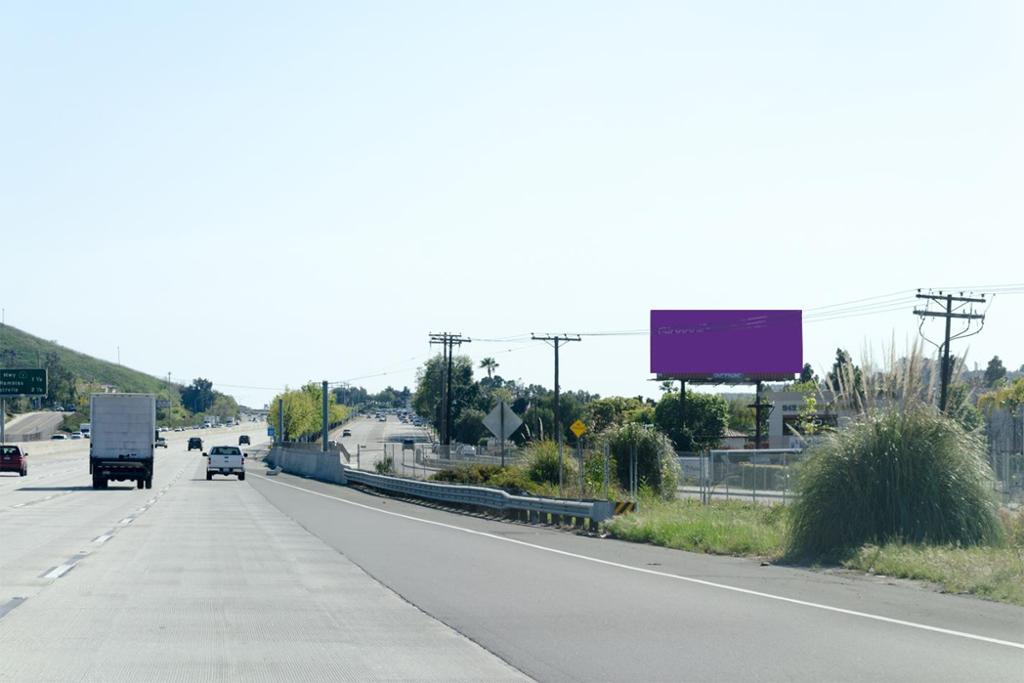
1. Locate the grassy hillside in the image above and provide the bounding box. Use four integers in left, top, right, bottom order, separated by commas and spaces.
0, 324, 169, 394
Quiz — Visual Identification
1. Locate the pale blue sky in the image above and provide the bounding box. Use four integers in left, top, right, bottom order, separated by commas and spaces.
2, 2, 1021, 407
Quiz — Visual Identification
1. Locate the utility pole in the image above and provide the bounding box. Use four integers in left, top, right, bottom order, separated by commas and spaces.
532, 333, 581, 496
429, 332, 471, 454
321, 380, 329, 452
914, 291, 986, 412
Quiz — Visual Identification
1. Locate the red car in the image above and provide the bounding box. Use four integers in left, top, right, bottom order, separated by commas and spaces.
0, 445, 28, 477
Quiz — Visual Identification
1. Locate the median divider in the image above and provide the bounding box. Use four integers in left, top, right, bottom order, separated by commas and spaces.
266, 445, 613, 528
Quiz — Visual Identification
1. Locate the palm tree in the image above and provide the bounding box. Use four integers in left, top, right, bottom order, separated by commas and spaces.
480, 357, 499, 379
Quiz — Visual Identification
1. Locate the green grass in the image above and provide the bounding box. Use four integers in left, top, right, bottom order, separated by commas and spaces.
844, 543, 1024, 606
0, 324, 169, 394
603, 498, 1024, 606
604, 498, 788, 557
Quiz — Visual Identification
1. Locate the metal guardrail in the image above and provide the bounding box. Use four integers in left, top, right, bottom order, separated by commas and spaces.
344, 467, 615, 523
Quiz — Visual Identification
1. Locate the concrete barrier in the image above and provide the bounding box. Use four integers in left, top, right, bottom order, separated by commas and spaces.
267, 446, 347, 485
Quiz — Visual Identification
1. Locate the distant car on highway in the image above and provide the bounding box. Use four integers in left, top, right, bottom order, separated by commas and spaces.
402, 438, 415, 450
155, 435, 168, 448
0, 445, 28, 477
238, 435, 250, 445
457, 445, 477, 457
50, 433, 68, 440
71, 432, 84, 439
188, 437, 203, 451
342, 428, 352, 437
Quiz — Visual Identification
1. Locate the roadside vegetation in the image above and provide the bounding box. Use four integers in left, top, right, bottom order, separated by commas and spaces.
602, 403, 1024, 606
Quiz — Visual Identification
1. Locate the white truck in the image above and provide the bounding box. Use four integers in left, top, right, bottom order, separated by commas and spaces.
89, 394, 156, 490
206, 445, 245, 480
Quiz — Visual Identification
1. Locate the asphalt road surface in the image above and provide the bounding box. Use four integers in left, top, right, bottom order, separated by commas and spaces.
2, 419, 1021, 681
249, 466, 1024, 682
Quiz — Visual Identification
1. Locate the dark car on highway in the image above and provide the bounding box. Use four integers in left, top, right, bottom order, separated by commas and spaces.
188, 437, 203, 451
238, 435, 250, 445
0, 445, 28, 477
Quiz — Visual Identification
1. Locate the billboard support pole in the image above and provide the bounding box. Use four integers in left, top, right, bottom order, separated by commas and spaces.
679, 380, 686, 437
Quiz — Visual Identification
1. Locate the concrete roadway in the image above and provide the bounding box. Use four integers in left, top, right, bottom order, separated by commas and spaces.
248, 467, 1024, 682
333, 414, 433, 473
2, 410, 69, 440
0, 422, 526, 681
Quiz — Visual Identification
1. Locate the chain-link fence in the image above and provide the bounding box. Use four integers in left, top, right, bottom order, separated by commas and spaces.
679, 449, 804, 505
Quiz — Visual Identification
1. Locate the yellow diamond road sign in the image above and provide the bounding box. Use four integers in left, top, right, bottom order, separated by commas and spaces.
569, 420, 587, 438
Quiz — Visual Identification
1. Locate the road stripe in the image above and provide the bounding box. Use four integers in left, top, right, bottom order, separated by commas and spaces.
253, 473, 1024, 652
42, 563, 76, 580
0, 597, 26, 621
119, 517, 133, 525
92, 533, 114, 544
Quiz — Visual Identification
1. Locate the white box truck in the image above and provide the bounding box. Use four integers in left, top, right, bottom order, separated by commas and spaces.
89, 393, 156, 489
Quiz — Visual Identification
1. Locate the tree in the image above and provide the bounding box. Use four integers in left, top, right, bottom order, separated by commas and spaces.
412, 354, 477, 433
582, 396, 645, 434
479, 357, 499, 380
42, 352, 76, 409
454, 408, 487, 445
799, 363, 817, 385
984, 356, 1007, 388
826, 348, 863, 402
181, 378, 215, 413
653, 391, 728, 451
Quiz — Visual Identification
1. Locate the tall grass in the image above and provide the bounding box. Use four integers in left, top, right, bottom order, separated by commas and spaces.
788, 405, 1003, 559
605, 497, 788, 557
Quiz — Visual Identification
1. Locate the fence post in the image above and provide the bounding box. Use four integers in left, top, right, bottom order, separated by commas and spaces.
603, 441, 609, 500
752, 452, 757, 504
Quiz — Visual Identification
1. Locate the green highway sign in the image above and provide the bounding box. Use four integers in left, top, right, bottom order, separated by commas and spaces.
0, 369, 48, 397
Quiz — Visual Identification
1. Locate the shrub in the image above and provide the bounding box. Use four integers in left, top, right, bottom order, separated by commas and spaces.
374, 455, 395, 475
788, 405, 1003, 559
604, 422, 680, 499
524, 440, 575, 486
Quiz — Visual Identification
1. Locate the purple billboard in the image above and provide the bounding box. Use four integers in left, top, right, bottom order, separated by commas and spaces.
650, 310, 802, 380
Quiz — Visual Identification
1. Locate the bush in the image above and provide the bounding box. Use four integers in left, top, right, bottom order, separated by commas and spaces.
524, 440, 575, 486
374, 456, 395, 475
430, 464, 534, 495
431, 464, 504, 485
604, 423, 680, 499
788, 406, 1003, 559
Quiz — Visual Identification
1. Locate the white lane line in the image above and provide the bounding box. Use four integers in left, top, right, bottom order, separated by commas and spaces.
93, 533, 114, 544
255, 473, 1024, 652
42, 563, 76, 580
118, 517, 133, 525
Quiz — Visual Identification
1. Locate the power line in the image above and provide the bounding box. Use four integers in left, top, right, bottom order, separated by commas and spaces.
913, 291, 986, 412
531, 333, 581, 496
429, 332, 470, 448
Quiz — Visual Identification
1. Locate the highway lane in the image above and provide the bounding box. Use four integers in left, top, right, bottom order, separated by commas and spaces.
0, 423, 272, 609
2, 410, 69, 439
334, 415, 432, 472
250, 468, 1024, 682
0, 450, 526, 681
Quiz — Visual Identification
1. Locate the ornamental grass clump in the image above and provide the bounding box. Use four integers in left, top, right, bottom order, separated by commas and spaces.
788, 405, 1002, 560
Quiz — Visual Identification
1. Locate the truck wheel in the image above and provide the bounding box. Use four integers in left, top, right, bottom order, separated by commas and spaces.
92, 474, 104, 489
238, 472, 245, 481
137, 479, 145, 489
20, 468, 27, 477
145, 478, 153, 489
206, 472, 213, 481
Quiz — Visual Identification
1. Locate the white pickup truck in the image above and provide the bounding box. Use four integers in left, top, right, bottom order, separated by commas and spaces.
205, 445, 246, 481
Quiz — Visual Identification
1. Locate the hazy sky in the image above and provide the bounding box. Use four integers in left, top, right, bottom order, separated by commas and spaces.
3, 2, 1021, 407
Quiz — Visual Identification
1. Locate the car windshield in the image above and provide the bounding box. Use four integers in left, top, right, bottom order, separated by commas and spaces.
1, 446, 19, 455
211, 447, 241, 455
